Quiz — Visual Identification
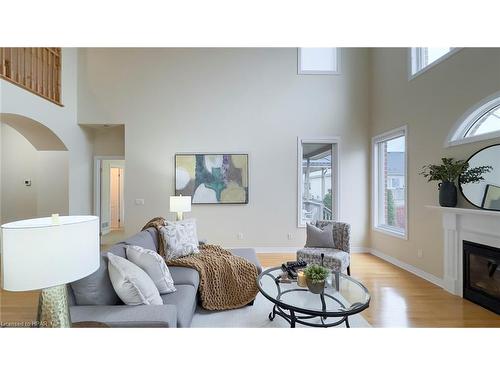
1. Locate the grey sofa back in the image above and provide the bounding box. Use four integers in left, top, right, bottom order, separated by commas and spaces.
69, 228, 160, 306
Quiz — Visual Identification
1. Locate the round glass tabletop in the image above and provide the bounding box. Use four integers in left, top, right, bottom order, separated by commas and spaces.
257, 267, 370, 317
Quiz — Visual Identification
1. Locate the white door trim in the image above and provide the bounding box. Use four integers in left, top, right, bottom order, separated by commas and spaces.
93, 155, 125, 235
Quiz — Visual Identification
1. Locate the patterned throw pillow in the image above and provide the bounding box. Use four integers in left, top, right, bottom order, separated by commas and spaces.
160, 218, 200, 261
126, 245, 176, 294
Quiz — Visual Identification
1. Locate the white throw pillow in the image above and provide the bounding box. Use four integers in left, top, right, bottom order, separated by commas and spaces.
107, 253, 163, 306
126, 245, 176, 294
160, 218, 200, 261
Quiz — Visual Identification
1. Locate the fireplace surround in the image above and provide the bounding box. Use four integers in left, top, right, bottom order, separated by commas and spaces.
463, 240, 500, 314
427, 206, 500, 304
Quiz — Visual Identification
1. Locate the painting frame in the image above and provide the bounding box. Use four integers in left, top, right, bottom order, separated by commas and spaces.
481, 184, 500, 211
174, 153, 249, 205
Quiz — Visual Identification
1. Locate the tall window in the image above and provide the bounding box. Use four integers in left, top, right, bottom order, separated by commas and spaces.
410, 47, 458, 78
448, 93, 500, 147
298, 138, 339, 227
372, 127, 407, 239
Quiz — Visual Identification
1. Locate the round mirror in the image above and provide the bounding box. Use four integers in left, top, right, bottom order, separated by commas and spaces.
460, 144, 500, 211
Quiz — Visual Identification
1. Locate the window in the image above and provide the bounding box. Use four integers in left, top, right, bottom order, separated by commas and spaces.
297, 138, 340, 227
409, 47, 459, 78
298, 48, 340, 75
372, 127, 407, 239
447, 92, 500, 147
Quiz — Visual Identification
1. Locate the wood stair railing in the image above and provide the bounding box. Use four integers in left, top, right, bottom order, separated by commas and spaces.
0, 48, 62, 106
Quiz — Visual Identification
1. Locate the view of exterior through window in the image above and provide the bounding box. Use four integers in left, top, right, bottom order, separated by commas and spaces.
373, 129, 407, 237
382, 136, 406, 231
465, 104, 500, 137
411, 47, 455, 77
301, 143, 333, 224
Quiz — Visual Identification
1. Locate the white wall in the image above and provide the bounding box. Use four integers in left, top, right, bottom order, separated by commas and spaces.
79, 48, 371, 248
371, 48, 500, 278
1, 124, 38, 222
1, 124, 69, 223
91, 125, 125, 157
0, 48, 93, 216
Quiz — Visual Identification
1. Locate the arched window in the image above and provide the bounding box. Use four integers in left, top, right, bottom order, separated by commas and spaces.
447, 92, 500, 147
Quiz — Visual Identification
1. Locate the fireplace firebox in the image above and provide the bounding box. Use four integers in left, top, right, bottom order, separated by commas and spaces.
463, 240, 500, 314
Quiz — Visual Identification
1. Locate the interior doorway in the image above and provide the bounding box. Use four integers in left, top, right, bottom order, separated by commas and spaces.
110, 166, 124, 229
94, 156, 125, 247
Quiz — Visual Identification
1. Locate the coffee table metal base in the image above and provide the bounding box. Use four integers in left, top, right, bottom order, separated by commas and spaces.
268, 304, 350, 328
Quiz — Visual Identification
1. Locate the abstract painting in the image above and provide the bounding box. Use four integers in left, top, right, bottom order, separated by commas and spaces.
175, 154, 249, 204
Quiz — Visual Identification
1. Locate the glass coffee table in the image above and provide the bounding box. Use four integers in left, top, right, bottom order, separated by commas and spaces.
257, 267, 370, 328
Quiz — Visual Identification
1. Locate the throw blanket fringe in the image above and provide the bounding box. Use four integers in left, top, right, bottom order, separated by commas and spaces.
142, 218, 259, 310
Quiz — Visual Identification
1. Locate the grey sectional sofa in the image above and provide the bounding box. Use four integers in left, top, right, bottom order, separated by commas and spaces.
68, 227, 262, 328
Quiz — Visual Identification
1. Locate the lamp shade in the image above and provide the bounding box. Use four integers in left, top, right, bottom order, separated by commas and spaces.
170, 196, 191, 213
1, 216, 99, 291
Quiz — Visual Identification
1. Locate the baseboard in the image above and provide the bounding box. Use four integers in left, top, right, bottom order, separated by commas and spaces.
232, 246, 369, 254
369, 248, 444, 288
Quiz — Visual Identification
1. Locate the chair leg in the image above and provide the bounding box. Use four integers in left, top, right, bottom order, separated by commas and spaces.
347, 266, 351, 276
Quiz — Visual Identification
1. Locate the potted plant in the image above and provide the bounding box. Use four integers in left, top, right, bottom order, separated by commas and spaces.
303, 264, 330, 294
420, 158, 492, 207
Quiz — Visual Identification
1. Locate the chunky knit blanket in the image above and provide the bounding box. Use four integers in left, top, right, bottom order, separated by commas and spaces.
142, 218, 259, 310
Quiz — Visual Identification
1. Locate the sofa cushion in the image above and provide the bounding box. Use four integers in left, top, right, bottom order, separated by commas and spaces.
229, 248, 263, 274
107, 253, 163, 306
169, 266, 200, 288
144, 228, 160, 250
70, 304, 177, 328
108, 243, 127, 258
70, 252, 120, 306
123, 230, 158, 252
161, 284, 197, 328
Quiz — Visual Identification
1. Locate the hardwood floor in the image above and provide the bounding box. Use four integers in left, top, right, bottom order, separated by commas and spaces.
258, 252, 500, 327
1, 253, 499, 327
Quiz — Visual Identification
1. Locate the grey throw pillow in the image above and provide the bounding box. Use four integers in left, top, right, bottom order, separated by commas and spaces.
305, 222, 335, 248
107, 253, 163, 306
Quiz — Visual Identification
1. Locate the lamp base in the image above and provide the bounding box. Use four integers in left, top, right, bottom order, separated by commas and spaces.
176, 212, 184, 221
36, 284, 71, 328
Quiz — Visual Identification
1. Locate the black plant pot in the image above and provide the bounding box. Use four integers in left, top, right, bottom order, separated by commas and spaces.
439, 181, 457, 207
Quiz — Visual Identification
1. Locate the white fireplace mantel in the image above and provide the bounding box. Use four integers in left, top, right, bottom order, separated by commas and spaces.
426, 205, 500, 296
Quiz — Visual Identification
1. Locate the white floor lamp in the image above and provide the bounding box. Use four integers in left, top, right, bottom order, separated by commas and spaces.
1, 215, 100, 327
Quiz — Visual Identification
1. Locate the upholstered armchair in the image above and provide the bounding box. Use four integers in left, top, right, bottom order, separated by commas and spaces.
296, 220, 351, 275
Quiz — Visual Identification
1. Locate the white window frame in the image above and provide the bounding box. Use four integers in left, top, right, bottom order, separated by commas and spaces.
297, 137, 341, 228
446, 90, 500, 147
408, 48, 461, 80
297, 48, 341, 75
372, 126, 408, 240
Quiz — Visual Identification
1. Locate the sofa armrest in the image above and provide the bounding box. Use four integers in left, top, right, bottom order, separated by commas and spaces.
70, 304, 177, 328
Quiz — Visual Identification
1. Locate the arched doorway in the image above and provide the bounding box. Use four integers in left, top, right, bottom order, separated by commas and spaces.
0, 113, 69, 224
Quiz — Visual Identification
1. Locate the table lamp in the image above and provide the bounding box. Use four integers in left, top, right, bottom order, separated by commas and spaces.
1, 215, 99, 328
170, 195, 191, 221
